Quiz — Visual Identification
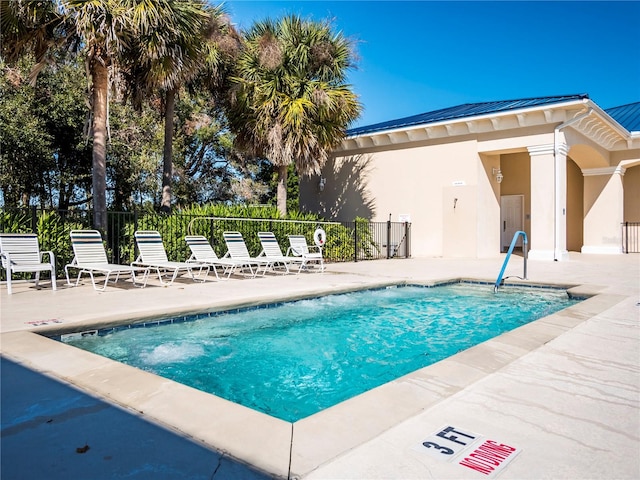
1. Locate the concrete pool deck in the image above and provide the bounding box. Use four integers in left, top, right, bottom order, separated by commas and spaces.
1, 253, 638, 479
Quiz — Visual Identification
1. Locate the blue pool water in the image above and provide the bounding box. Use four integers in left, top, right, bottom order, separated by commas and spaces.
63, 283, 580, 422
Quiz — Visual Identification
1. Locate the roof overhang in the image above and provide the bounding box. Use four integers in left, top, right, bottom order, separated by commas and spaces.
337, 98, 638, 153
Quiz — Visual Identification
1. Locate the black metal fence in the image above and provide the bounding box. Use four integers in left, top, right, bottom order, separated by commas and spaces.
622, 222, 640, 253
0, 207, 411, 279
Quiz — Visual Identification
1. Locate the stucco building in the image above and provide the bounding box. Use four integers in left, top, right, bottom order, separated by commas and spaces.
300, 94, 640, 260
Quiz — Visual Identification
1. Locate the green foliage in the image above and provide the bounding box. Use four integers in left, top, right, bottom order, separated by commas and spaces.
36, 57, 93, 209
179, 204, 283, 257
0, 4, 391, 269
0, 210, 32, 233
353, 217, 379, 259
228, 14, 362, 215
169, 91, 256, 207
1, 206, 390, 284
108, 98, 164, 210
1, 58, 54, 207
35, 211, 85, 269
0, 56, 92, 209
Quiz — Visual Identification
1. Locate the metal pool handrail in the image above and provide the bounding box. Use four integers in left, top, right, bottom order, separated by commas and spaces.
494, 231, 528, 293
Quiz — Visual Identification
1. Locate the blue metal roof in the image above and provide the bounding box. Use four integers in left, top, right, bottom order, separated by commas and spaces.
347, 94, 590, 136
605, 102, 640, 132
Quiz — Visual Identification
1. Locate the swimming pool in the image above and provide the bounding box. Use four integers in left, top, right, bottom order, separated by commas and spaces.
61, 283, 580, 422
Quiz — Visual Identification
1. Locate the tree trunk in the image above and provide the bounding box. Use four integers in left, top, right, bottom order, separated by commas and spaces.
277, 164, 288, 216
91, 60, 109, 231
160, 88, 176, 214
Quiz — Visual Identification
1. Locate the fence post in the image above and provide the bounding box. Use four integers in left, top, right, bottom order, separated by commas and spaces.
30, 205, 37, 233
113, 213, 118, 263
623, 221, 628, 254
386, 218, 391, 259
133, 209, 139, 260
405, 222, 411, 258
353, 221, 358, 263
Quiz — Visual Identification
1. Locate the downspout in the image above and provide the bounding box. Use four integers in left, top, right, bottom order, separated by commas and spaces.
553, 107, 593, 260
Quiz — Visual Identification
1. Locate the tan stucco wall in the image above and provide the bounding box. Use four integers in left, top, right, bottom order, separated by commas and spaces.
583, 172, 624, 254
302, 106, 638, 259
567, 159, 584, 251
624, 165, 640, 222
564, 129, 610, 168
442, 185, 478, 257
614, 148, 640, 222
299, 154, 376, 222
302, 140, 491, 257
500, 152, 531, 241
477, 155, 501, 257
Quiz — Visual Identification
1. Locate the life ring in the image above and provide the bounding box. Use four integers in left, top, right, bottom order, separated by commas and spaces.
313, 228, 326, 248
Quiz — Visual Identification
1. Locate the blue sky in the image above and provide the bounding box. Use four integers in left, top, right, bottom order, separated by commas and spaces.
224, 1, 640, 128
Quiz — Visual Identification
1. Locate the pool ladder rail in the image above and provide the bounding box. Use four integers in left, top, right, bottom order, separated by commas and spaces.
494, 231, 528, 293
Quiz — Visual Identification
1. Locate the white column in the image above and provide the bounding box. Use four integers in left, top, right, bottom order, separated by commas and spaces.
555, 142, 569, 261
581, 166, 625, 254
528, 144, 568, 261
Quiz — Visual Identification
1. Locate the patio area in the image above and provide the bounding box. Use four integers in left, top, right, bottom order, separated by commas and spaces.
1, 253, 639, 479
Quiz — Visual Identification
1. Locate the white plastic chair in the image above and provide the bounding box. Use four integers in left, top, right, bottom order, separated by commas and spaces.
286, 235, 324, 273
185, 235, 254, 279
133, 230, 205, 285
257, 232, 303, 274
65, 230, 149, 291
0, 233, 57, 294
222, 231, 274, 277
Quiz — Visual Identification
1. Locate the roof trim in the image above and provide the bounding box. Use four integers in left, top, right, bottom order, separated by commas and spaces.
346, 94, 590, 137
337, 96, 637, 153
347, 98, 589, 139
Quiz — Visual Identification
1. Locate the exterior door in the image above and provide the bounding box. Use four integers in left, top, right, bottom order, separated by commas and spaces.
501, 195, 524, 251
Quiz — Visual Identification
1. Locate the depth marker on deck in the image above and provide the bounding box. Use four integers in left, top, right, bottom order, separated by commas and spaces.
25, 319, 64, 326
414, 424, 521, 477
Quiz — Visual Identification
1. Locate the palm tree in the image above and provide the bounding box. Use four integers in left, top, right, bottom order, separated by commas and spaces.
123, 3, 240, 213
227, 15, 362, 216
1, 0, 211, 229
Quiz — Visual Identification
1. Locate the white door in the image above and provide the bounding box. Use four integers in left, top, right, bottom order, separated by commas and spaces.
501, 195, 524, 251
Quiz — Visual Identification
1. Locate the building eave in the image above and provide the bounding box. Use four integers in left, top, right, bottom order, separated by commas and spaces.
337, 98, 633, 153
571, 100, 632, 150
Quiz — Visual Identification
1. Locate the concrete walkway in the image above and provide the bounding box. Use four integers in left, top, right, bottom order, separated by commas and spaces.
1, 254, 638, 479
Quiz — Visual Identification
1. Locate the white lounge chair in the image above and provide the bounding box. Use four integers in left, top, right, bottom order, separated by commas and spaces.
287, 235, 324, 273
0, 233, 57, 295
185, 235, 255, 279
133, 230, 206, 285
257, 232, 304, 274
222, 231, 275, 277
66, 230, 149, 291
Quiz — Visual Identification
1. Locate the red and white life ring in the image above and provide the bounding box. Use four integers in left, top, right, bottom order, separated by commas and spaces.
313, 228, 326, 247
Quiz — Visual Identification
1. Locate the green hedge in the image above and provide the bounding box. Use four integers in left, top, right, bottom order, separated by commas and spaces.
1, 205, 382, 281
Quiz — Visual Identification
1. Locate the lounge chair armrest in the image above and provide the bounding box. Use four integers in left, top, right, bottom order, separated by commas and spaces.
286, 246, 302, 257
0, 251, 11, 267
65, 257, 78, 268
41, 250, 56, 266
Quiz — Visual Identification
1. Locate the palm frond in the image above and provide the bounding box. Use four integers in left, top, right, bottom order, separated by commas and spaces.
228, 13, 362, 179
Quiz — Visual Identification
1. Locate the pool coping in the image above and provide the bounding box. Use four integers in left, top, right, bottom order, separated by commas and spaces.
39, 278, 586, 339
0, 278, 625, 479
